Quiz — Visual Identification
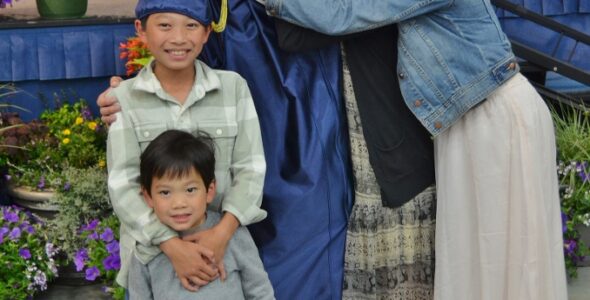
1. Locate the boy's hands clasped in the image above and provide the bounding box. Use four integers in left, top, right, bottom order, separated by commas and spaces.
181, 212, 241, 283
159, 237, 219, 291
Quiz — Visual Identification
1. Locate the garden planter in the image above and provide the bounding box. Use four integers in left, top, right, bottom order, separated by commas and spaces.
576, 224, 590, 267
7, 185, 58, 219
36, 0, 88, 19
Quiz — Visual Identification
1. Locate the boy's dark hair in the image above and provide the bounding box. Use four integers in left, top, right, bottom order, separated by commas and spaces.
140, 130, 216, 195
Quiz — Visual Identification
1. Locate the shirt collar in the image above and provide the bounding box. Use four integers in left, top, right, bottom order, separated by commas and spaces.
132, 59, 221, 99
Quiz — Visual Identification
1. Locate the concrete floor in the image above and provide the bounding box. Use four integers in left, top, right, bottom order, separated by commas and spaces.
35, 267, 590, 299
568, 267, 590, 300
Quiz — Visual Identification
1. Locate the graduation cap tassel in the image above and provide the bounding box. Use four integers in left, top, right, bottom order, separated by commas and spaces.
212, 0, 228, 32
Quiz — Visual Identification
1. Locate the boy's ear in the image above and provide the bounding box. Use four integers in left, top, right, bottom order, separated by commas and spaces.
135, 19, 147, 43
141, 187, 155, 208
202, 25, 213, 42
206, 180, 216, 204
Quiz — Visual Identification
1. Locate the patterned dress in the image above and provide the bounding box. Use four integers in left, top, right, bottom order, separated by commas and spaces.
341, 49, 437, 300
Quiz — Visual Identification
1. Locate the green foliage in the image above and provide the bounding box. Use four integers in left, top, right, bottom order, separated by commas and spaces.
47, 166, 112, 257
552, 104, 590, 278
0, 205, 60, 299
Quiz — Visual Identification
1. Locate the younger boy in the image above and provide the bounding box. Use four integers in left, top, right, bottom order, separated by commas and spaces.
129, 130, 274, 299
106, 0, 266, 290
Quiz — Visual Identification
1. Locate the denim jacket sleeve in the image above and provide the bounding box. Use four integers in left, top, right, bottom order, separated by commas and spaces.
266, 0, 453, 35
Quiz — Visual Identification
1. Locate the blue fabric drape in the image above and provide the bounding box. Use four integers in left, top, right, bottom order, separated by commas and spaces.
201, 1, 352, 299
0, 24, 134, 82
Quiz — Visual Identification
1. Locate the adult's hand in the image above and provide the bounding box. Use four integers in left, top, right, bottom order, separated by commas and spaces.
97, 76, 123, 125
159, 237, 219, 291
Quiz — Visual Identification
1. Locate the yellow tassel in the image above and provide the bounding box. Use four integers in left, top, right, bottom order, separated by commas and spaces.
212, 0, 228, 33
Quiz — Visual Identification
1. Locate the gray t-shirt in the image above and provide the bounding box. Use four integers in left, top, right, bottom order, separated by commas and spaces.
128, 211, 275, 300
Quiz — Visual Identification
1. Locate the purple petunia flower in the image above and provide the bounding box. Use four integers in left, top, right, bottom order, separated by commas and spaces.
87, 231, 99, 240
9, 227, 21, 240
100, 228, 114, 242
74, 248, 89, 271
80, 219, 100, 232
81, 107, 93, 120
564, 239, 578, 257
37, 176, 46, 190
561, 212, 568, 234
4, 174, 10, 181
19, 248, 31, 259
63, 182, 71, 192
103, 254, 121, 271
85, 266, 100, 281
0, 227, 9, 242
106, 240, 119, 254
3, 209, 19, 223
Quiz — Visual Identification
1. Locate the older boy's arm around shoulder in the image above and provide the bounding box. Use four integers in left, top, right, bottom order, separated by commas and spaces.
234, 227, 275, 299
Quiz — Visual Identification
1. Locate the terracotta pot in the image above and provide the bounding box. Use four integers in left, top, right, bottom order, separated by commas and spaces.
7, 185, 58, 219
36, 0, 88, 20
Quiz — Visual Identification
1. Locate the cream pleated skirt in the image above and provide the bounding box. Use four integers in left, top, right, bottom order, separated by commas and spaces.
433, 73, 567, 300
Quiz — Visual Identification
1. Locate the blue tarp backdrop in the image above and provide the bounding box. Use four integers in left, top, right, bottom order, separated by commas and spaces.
0, 23, 135, 120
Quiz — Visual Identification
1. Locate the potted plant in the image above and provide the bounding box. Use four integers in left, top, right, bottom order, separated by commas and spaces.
35, 0, 87, 19
0, 205, 60, 299
552, 103, 590, 278
2, 93, 107, 218
0, 0, 87, 19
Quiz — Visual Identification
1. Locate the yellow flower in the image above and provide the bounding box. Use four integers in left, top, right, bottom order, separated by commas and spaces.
98, 160, 106, 168
62, 129, 71, 136
75, 117, 84, 125
88, 122, 97, 130
62, 138, 71, 144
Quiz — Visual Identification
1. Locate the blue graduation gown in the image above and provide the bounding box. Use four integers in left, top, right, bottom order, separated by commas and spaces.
200, 1, 353, 299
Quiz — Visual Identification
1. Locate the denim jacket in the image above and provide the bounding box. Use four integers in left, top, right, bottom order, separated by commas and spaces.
265, 0, 520, 135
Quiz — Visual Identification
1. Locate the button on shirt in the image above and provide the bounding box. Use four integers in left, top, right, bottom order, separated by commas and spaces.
107, 59, 267, 287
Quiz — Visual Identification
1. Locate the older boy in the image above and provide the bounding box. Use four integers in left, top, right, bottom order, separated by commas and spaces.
106, 0, 266, 291
129, 130, 274, 299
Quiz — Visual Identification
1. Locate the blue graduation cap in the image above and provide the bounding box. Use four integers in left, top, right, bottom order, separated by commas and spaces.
135, 0, 213, 26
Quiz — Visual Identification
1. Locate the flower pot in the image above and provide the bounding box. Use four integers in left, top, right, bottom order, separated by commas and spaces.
576, 224, 590, 267
36, 0, 88, 20
7, 185, 58, 220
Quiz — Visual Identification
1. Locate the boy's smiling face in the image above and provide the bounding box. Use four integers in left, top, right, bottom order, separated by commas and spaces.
136, 12, 212, 76
143, 168, 216, 232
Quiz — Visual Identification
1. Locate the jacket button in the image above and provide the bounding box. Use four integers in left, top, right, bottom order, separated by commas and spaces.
398, 72, 405, 79
434, 122, 442, 129
508, 62, 516, 70
414, 99, 422, 107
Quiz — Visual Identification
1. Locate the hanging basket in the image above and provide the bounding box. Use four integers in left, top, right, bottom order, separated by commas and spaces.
36, 0, 88, 20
